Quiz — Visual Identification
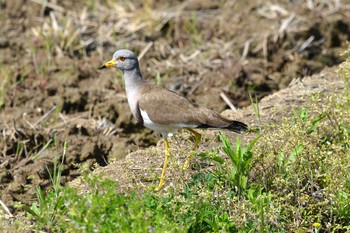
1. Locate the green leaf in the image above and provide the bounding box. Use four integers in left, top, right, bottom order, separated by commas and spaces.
299, 107, 309, 121
22, 204, 39, 218
197, 152, 225, 164
247, 134, 263, 152
288, 144, 304, 166
307, 113, 327, 134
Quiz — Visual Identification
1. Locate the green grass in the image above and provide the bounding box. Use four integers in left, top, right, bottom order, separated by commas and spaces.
16, 48, 350, 232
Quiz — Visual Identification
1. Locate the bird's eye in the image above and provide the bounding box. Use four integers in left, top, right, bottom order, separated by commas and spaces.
119, 56, 126, 61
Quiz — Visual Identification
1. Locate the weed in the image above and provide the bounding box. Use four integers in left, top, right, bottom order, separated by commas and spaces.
23, 141, 67, 232
183, 14, 202, 47
249, 93, 262, 133
337, 42, 350, 94
252, 94, 350, 230
219, 133, 262, 195
155, 71, 162, 85
14, 141, 25, 160
247, 188, 273, 233
31, 48, 53, 78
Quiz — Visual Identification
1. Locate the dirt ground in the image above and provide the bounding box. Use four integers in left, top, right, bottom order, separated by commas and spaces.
1, 0, 350, 213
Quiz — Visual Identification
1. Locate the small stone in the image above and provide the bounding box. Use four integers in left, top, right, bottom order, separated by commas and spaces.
0, 38, 9, 48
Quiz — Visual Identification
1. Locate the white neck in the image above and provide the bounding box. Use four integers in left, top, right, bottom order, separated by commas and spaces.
123, 68, 147, 119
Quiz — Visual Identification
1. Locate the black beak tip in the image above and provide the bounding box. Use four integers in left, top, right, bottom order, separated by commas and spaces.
98, 65, 106, 70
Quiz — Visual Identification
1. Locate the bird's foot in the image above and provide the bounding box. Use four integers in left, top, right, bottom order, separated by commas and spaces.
183, 151, 197, 171
155, 180, 165, 192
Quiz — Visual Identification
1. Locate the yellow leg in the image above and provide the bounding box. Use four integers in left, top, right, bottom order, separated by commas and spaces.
155, 139, 171, 191
183, 128, 202, 170
187, 128, 202, 150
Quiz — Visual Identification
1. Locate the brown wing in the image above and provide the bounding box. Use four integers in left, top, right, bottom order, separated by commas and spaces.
138, 86, 232, 127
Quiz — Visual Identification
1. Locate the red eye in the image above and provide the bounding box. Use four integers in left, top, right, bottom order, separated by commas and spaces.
119, 57, 126, 61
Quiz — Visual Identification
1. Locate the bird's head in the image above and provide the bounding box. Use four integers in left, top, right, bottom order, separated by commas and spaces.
99, 49, 139, 71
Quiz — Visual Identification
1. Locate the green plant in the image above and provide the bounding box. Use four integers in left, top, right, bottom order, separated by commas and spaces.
155, 71, 162, 85
219, 133, 262, 195
247, 187, 273, 233
23, 142, 67, 231
337, 42, 350, 94
183, 13, 202, 47
294, 106, 327, 134
31, 48, 52, 78
278, 144, 303, 174
252, 91, 350, 230
333, 191, 350, 224
249, 93, 262, 133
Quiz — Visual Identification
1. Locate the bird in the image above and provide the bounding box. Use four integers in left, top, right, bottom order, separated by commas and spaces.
98, 49, 248, 190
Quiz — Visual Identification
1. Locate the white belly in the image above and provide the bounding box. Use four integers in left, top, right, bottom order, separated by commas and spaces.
140, 109, 197, 139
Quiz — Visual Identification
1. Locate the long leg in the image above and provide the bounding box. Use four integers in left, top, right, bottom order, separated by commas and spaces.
155, 139, 171, 191
183, 128, 202, 170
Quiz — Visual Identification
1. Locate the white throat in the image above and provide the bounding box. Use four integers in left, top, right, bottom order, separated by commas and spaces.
123, 68, 147, 119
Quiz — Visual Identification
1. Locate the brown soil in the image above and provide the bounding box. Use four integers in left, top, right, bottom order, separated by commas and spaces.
1, 0, 349, 214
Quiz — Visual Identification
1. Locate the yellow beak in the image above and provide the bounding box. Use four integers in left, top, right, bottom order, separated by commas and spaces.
98, 59, 117, 70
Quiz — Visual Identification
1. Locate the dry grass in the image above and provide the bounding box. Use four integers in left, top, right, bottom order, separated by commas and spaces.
28, 0, 350, 84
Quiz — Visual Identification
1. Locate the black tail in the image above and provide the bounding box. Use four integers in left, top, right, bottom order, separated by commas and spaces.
196, 120, 248, 134
225, 121, 248, 133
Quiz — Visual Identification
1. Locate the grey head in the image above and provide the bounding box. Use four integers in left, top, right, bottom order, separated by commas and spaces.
98, 49, 139, 72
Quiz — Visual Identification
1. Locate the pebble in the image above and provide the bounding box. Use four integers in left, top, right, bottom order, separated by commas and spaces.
0, 38, 9, 48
